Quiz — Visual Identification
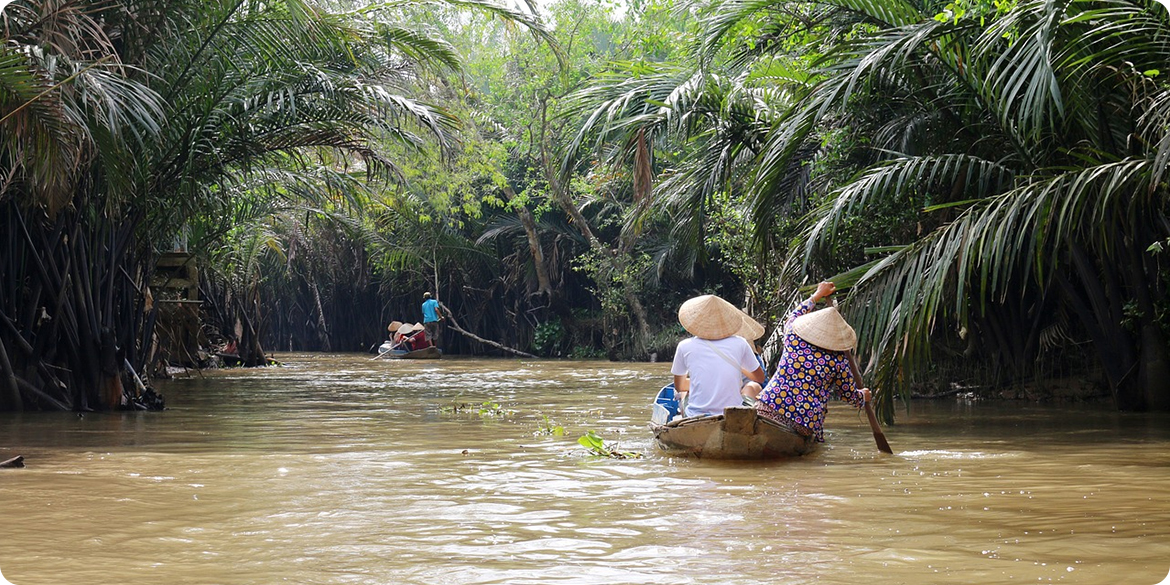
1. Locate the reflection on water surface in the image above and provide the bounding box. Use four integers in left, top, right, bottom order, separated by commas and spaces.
0, 354, 1168, 585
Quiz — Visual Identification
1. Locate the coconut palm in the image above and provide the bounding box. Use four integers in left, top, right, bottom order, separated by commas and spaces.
0, 0, 167, 410
731, 0, 1170, 414
0, 0, 480, 410
564, 0, 1170, 414
0, 1, 160, 212
562, 53, 808, 339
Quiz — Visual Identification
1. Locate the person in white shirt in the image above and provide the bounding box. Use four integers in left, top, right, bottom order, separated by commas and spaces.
670, 294, 767, 417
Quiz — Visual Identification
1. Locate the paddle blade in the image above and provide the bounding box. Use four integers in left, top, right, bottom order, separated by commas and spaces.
872, 428, 893, 454
864, 402, 894, 454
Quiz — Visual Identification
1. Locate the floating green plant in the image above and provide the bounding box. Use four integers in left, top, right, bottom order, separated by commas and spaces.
534, 415, 565, 437
439, 401, 513, 417
577, 430, 642, 459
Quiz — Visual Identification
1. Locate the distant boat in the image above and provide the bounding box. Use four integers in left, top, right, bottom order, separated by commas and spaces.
216, 353, 243, 366
650, 386, 816, 459
376, 342, 442, 360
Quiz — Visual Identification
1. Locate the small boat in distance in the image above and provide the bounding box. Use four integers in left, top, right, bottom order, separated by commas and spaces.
376, 342, 442, 360
650, 385, 816, 459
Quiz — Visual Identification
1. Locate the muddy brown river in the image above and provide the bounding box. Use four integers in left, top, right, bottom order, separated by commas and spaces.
0, 354, 1167, 584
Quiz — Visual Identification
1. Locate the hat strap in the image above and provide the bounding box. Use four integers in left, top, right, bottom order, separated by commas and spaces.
700, 339, 753, 377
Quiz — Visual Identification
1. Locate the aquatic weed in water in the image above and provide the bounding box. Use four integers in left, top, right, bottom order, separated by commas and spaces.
577, 430, 642, 459
439, 401, 513, 417
534, 414, 565, 437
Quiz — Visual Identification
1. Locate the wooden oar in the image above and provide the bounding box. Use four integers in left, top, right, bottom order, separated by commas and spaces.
844, 350, 893, 454
829, 298, 893, 454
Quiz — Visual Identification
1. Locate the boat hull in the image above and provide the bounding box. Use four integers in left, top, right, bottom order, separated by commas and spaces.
383, 346, 442, 360
652, 406, 816, 460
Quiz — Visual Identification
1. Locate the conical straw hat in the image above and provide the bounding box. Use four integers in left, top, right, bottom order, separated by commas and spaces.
789, 307, 857, 351
411, 322, 425, 332
397, 323, 414, 335
678, 295, 743, 340
388, 320, 403, 333
736, 310, 765, 341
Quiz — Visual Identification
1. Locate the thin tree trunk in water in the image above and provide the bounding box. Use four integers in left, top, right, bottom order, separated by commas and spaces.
238, 287, 267, 367
312, 281, 330, 352
445, 313, 536, 358
2, 197, 152, 412
99, 327, 122, 410
72, 227, 103, 410
0, 337, 23, 410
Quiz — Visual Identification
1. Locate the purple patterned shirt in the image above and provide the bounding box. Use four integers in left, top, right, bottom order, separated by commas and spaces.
757, 300, 865, 442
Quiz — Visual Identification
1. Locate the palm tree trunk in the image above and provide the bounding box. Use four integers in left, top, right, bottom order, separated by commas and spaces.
624, 286, 651, 356
539, 97, 599, 248
502, 184, 553, 296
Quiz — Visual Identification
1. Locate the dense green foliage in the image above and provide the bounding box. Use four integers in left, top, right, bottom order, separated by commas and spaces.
565, 0, 1170, 416
0, 0, 471, 407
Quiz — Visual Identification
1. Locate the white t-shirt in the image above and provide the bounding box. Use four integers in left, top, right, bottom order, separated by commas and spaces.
671, 336, 760, 417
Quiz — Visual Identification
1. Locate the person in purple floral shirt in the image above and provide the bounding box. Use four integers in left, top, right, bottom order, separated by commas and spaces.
756, 281, 871, 442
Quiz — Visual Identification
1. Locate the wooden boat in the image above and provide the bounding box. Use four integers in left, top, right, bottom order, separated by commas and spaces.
216, 352, 243, 367
377, 344, 442, 360
650, 386, 816, 459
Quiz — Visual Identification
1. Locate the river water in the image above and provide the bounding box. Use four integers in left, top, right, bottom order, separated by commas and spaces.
0, 354, 1167, 585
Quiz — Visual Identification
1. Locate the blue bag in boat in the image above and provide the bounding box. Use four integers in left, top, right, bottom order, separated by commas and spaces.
652, 384, 680, 424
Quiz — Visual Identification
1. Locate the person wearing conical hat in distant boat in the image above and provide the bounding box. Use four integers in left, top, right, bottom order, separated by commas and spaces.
671, 294, 767, 418
387, 320, 404, 346
409, 322, 430, 349
392, 323, 416, 351
755, 281, 872, 442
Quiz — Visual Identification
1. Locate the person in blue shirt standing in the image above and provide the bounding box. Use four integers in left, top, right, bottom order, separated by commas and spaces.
421, 292, 448, 349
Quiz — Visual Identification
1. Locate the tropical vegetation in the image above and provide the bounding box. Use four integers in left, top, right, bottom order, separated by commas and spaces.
1, 0, 1167, 418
